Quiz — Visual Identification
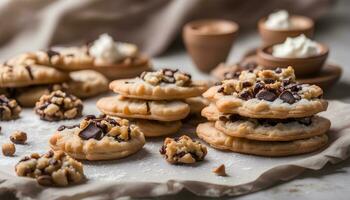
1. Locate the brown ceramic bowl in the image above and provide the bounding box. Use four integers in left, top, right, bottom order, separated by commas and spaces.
183, 19, 239, 73
257, 43, 329, 77
258, 15, 314, 46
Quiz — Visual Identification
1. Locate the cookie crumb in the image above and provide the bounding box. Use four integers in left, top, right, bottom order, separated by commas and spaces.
0, 95, 21, 121
10, 131, 27, 144
212, 164, 227, 176
160, 135, 207, 164
2, 142, 16, 156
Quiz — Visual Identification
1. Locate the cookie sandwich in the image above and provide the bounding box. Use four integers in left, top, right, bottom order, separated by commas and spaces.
97, 68, 208, 137
197, 66, 330, 156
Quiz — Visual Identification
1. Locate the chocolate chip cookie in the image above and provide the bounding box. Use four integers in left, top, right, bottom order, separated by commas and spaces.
204, 67, 327, 118
109, 69, 208, 100
50, 115, 145, 160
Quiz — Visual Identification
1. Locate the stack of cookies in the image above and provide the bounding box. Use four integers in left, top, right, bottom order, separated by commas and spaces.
97, 68, 208, 137
197, 66, 331, 156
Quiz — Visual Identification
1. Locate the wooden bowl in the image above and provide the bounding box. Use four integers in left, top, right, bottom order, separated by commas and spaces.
183, 19, 239, 73
256, 44, 329, 77
258, 15, 314, 46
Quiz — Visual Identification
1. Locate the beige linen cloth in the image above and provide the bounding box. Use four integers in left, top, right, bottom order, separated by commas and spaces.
0, 0, 334, 59
0, 100, 350, 199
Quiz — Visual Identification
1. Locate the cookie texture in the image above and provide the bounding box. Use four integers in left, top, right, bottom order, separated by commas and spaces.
97, 96, 190, 121
185, 96, 210, 115
204, 67, 327, 118
159, 135, 207, 164
215, 115, 331, 141
0, 95, 21, 120
35, 90, 83, 121
196, 122, 328, 157
15, 150, 84, 186
132, 119, 182, 137
50, 115, 145, 161
109, 69, 208, 100
68, 70, 109, 98
0, 63, 69, 87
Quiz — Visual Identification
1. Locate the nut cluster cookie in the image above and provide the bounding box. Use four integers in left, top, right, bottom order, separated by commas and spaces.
50, 115, 145, 160
159, 135, 207, 164
198, 66, 330, 157
97, 68, 208, 137
0, 95, 21, 120
15, 150, 84, 186
35, 90, 83, 121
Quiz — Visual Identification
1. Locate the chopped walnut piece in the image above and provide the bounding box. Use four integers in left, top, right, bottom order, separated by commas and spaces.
212, 164, 227, 176
140, 69, 192, 87
160, 135, 207, 164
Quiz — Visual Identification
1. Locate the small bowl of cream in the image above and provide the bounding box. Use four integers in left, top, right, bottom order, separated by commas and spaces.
258, 10, 314, 46
257, 34, 329, 76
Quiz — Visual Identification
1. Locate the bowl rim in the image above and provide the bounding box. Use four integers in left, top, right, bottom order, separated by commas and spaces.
183, 19, 239, 36
258, 15, 314, 33
258, 43, 329, 61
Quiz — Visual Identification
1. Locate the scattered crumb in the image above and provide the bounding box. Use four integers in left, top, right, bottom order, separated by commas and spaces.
2, 142, 16, 156
288, 188, 299, 193
212, 164, 227, 176
10, 131, 27, 144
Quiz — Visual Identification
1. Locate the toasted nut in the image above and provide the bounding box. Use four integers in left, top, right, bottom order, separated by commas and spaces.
212, 164, 227, 176
2, 143, 16, 156
10, 131, 27, 144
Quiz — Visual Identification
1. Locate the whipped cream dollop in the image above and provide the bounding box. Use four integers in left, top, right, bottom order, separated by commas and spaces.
89, 33, 138, 63
265, 10, 292, 30
272, 34, 321, 58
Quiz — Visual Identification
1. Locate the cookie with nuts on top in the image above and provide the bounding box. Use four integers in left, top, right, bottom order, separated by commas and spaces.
0, 95, 21, 120
15, 150, 84, 186
50, 115, 145, 160
160, 135, 207, 164
34, 90, 83, 121
204, 67, 328, 119
0, 62, 69, 88
196, 122, 328, 157
97, 95, 190, 121
9, 34, 151, 75
109, 68, 208, 100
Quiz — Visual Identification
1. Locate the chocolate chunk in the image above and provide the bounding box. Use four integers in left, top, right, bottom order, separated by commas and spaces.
159, 145, 166, 154
275, 68, 282, 73
279, 91, 296, 104
239, 90, 253, 100
175, 151, 186, 158
228, 114, 240, 122
263, 79, 275, 84
256, 90, 277, 102
298, 117, 312, 126
78, 123, 103, 140
282, 79, 291, 86
219, 116, 228, 122
217, 87, 224, 93
242, 81, 252, 88
46, 50, 60, 59
253, 82, 265, 95
37, 175, 54, 186
25, 66, 34, 80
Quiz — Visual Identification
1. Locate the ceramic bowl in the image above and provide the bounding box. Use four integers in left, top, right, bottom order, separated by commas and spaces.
256, 43, 329, 77
258, 15, 314, 46
183, 19, 239, 73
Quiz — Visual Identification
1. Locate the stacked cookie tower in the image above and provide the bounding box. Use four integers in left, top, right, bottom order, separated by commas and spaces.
97, 68, 208, 137
197, 66, 331, 156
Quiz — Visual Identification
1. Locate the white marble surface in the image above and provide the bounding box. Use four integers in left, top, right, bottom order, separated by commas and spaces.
149, 1, 350, 199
